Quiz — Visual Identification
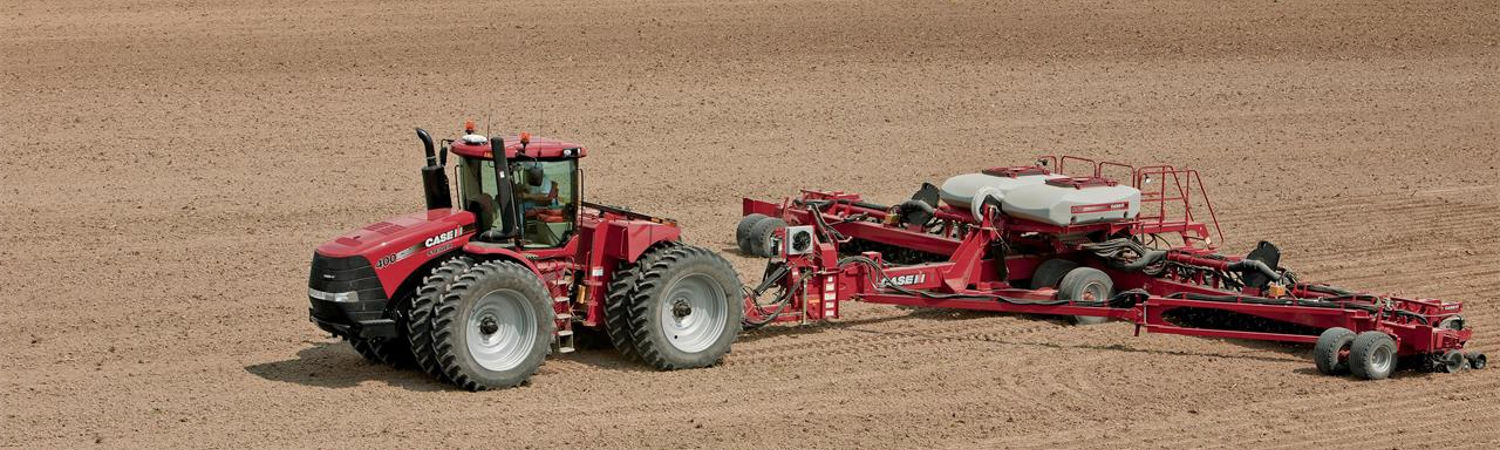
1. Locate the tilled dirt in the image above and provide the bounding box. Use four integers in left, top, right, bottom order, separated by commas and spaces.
3, 0, 1499, 448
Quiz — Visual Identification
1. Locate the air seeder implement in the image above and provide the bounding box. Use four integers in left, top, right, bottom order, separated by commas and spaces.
735, 156, 1483, 380
308, 122, 741, 390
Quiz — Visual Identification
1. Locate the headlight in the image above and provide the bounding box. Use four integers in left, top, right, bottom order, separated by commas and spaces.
309, 288, 360, 303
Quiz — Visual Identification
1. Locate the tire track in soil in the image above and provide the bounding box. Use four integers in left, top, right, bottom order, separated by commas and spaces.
1229, 203, 1495, 250
991, 375, 1500, 449
725, 318, 1062, 367
1227, 191, 1491, 234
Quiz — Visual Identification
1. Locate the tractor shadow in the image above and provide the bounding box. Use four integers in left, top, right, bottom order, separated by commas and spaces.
549, 328, 660, 373
550, 348, 659, 374
243, 341, 450, 391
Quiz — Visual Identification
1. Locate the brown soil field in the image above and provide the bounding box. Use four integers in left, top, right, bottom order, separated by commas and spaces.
3, 0, 1498, 448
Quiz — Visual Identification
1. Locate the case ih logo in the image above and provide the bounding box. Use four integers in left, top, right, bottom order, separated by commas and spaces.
425, 227, 462, 248
885, 273, 926, 286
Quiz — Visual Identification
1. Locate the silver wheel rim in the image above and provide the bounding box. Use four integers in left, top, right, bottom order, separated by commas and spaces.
466, 289, 537, 372
1370, 343, 1393, 374
658, 273, 728, 353
1080, 281, 1108, 303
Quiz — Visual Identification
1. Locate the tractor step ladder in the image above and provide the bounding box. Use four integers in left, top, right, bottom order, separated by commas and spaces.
555, 329, 576, 354
553, 296, 576, 353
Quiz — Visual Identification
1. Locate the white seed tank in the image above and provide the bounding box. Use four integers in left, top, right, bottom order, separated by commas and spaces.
938, 169, 1067, 219
938, 169, 1142, 226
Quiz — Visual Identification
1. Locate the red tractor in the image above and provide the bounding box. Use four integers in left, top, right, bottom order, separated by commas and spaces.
308, 122, 742, 390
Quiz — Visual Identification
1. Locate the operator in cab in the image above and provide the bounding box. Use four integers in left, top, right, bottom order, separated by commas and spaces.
518, 163, 558, 214
516, 162, 567, 246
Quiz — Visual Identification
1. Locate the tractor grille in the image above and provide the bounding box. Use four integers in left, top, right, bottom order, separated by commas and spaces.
308, 253, 388, 323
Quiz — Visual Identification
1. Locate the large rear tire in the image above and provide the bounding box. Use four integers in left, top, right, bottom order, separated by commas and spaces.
1312, 327, 1355, 375
406, 256, 473, 382
1057, 266, 1111, 325
431, 261, 555, 391
603, 248, 668, 362
622, 245, 743, 369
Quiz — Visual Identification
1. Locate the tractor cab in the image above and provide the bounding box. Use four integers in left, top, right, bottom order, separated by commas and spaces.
447, 125, 586, 248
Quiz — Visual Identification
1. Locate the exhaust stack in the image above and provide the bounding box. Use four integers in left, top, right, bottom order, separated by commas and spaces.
416, 128, 453, 210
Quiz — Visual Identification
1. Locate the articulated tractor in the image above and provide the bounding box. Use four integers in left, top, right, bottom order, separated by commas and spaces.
308, 122, 740, 390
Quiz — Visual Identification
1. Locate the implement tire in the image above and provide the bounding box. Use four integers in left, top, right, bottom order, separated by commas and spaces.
431, 261, 555, 391
1030, 259, 1078, 290
745, 217, 787, 257
736, 214, 768, 254
406, 256, 473, 382
1312, 327, 1355, 375
1057, 266, 1111, 325
1349, 331, 1398, 380
623, 245, 743, 369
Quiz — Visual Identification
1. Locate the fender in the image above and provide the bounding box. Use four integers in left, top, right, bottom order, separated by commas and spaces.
602, 219, 682, 263
460, 242, 544, 275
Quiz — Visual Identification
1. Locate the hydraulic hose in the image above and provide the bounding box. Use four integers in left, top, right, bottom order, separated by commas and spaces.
1081, 239, 1166, 272
1225, 259, 1282, 284
742, 263, 799, 329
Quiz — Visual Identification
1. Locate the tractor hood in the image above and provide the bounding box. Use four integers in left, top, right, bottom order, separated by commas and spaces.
313, 209, 478, 299
315, 209, 477, 262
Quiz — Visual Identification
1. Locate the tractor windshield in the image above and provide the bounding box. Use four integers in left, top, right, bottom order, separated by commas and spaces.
457, 157, 578, 247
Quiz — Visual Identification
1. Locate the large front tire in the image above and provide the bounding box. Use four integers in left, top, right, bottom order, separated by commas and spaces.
431, 261, 555, 391
406, 256, 473, 382
622, 245, 743, 370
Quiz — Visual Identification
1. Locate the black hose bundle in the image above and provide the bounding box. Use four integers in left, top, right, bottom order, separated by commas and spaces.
796, 199, 849, 243
1080, 238, 1167, 272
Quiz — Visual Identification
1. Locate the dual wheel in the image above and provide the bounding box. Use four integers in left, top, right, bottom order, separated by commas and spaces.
351, 257, 555, 391
1314, 327, 1406, 380
1315, 325, 1487, 380
605, 244, 744, 369
736, 213, 786, 257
